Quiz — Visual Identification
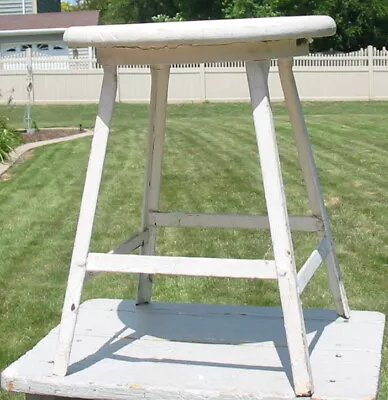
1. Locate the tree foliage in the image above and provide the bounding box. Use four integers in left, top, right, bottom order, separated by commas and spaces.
61, 1, 80, 11
275, 0, 388, 51
222, 0, 279, 19
73, 0, 388, 51
152, 12, 185, 22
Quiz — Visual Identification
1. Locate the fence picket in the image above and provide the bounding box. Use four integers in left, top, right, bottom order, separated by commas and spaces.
0, 46, 387, 103
0, 46, 387, 71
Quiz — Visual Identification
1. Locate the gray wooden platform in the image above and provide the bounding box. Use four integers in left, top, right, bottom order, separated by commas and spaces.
1, 299, 385, 400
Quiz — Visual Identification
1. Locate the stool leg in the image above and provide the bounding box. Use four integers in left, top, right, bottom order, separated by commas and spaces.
278, 58, 350, 319
137, 64, 170, 305
53, 65, 117, 376
246, 60, 313, 396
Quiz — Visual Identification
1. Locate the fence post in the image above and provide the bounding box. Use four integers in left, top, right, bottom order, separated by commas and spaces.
367, 45, 374, 100
88, 46, 93, 70
116, 66, 121, 103
199, 63, 206, 102
26, 48, 34, 105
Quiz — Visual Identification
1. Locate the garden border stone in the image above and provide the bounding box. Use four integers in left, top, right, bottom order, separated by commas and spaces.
0, 129, 93, 177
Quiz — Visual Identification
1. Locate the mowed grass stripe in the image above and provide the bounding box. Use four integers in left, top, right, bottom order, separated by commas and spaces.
0, 102, 386, 400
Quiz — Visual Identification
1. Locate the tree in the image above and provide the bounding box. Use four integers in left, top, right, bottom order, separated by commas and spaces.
81, 0, 223, 23
222, 0, 279, 19
78, 0, 388, 51
81, 0, 178, 24
151, 12, 185, 22
276, 0, 388, 51
174, 0, 223, 20
222, 0, 388, 51
61, 1, 81, 11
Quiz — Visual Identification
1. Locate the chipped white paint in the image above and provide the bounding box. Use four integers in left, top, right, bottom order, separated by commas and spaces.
110, 231, 149, 255
63, 16, 336, 48
297, 236, 331, 294
278, 58, 350, 319
53, 66, 118, 377
63, 16, 336, 65
137, 65, 170, 305
246, 60, 313, 396
87, 253, 277, 279
1, 300, 385, 400
96, 40, 309, 67
149, 211, 322, 232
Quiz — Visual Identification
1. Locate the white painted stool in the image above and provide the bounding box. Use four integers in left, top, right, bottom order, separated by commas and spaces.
2, 16, 385, 400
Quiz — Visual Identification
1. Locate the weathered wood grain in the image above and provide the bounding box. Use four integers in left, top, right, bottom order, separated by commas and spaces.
110, 231, 149, 255
2, 300, 384, 400
53, 66, 118, 377
96, 40, 309, 66
149, 211, 322, 232
87, 253, 277, 279
246, 60, 313, 396
297, 237, 331, 294
278, 58, 350, 319
64, 16, 336, 48
137, 65, 170, 305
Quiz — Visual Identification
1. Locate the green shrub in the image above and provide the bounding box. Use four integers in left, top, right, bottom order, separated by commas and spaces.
0, 116, 21, 162
32, 120, 40, 133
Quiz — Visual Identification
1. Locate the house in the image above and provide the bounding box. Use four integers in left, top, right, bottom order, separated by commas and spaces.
0, 0, 61, 15
0, 10, 99, 59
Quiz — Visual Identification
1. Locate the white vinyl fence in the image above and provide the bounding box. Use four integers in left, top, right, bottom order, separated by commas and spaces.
0, 45, 387, 104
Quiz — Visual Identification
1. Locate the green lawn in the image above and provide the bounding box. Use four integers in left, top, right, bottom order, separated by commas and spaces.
0, 102, 387, 399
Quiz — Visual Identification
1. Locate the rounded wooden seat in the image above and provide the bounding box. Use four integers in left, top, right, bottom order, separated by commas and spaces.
63, 16, 336, 65
64, 15, 335, 48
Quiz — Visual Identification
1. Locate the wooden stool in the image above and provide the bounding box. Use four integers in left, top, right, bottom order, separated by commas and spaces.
6, 17, 386, 400
57, 16, 349, 396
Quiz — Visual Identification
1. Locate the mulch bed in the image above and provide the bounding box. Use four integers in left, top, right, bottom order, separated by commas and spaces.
1, 128, 89, 181
20, 128, 87, 144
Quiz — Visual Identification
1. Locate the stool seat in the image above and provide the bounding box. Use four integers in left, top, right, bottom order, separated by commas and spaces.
64, 16, 336, 65
64, 15, 335, 49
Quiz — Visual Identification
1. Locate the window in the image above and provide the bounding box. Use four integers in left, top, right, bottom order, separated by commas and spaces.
37, 44, 49, 51
2, 42, 69, 57
21, 44, 32, 51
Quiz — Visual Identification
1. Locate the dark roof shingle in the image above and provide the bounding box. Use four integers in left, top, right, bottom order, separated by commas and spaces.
0, 10, 99, 31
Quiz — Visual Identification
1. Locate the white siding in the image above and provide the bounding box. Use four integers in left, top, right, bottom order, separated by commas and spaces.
0, 0, 33, 15
0, 33, 64, 46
